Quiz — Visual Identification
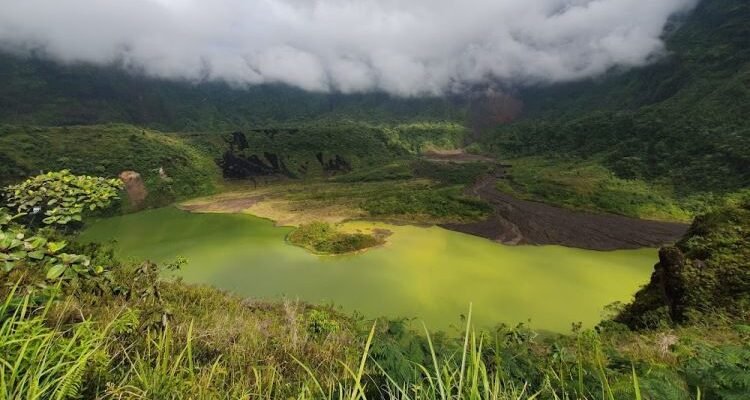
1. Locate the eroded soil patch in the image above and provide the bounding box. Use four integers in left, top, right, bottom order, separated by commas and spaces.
180, 192, 267, 213
442, 174, 689, 250
422, 149, 495, 163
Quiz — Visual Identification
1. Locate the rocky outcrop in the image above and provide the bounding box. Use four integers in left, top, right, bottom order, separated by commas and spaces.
617, 201, 750, 329
119, 170, 148, 210
218, 131, 352, 180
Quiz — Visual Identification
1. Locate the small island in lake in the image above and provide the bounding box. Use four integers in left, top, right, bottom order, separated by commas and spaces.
287, 221, 391, 255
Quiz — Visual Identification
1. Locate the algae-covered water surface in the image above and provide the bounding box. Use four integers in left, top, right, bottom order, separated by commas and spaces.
81, 207, 655, 332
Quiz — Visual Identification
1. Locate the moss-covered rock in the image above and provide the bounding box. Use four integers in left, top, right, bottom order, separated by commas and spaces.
618, 200, 750, 328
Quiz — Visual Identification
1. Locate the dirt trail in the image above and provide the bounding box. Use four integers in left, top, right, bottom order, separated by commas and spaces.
422, 149, 495, 163
180, 195, 266, 213
441, 171, 689, 251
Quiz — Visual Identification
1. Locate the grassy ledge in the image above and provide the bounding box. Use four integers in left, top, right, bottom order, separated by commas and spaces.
287, 221, 390, 255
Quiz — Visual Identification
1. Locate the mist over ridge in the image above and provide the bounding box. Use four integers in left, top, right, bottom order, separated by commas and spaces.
0, 0, 698, 96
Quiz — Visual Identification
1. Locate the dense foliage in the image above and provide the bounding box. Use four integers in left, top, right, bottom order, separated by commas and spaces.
195, 121, 467, 181
484, 0, 750, 195
494, 157, 714, 221
362, 185, 491, 221
0, 221, 105, 284
0, 0, 749, 397
0, 124, 220, 207
618, 198, 750, 328
1, 172, 749, 399
0, 53, 464, 131
0, 290, 108, 399
3, 170, 122, 226
0, 171, 123, 290
288, 222, 386, 255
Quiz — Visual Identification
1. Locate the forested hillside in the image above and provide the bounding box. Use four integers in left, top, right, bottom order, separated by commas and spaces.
0, 124, 220, 207
0, 0, 747, 210
486, 0, 750, 194
0, 53, 464, 131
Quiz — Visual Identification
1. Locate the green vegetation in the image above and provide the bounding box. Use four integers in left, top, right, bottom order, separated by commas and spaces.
234, 177, 490, 225
0, 124, 220, 207
412, 160, 491, 185
485, 0, 750, 199
1, 1, 749, 398
3, 170, 123, 226
495, 157, 706, 222
618, 198, 750, 328
362, 185, 490, 221
0, 53, 464, 130
1, 171, 749, 399
1, 215, 110, 284
0, 289, 110, 400
191, 121, 467, 180
288, 221, 387, 255
292, 160, 491, 222
188, 158, 493, 227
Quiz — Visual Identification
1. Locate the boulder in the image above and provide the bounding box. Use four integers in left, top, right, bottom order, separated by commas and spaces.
119, 170, 148, 209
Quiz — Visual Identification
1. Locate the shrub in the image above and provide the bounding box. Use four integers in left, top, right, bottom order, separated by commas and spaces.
288, 222, 385, 255
3, 170, 122, 227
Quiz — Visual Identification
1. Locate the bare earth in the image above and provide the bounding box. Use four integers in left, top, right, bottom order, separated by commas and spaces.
181, 150, 688, 250
422, 149, 496, 163
441, 175, 689, 250
180, 193, 266, 213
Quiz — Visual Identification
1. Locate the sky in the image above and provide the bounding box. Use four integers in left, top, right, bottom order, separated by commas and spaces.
0, 0, 698, 96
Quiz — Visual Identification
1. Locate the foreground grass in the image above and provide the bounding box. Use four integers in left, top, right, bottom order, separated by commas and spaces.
3, 282, 745, 399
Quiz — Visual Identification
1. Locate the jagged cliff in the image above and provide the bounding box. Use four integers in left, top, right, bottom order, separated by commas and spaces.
618, 198, 750, 328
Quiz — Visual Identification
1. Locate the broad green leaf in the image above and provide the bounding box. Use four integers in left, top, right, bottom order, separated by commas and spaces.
46, 241, 67, 254
10, 250, 27, 260
2, 261, 13, 272
46, 264, 67, 280
25, 236, 48, 250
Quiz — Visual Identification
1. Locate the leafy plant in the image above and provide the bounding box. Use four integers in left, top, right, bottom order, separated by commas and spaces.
3, 170, 123, 226
307, 309, 340, 338
0, 223, 115, 291
0, 287, 109, 400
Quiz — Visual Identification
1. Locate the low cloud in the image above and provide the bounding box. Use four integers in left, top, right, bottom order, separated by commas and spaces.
0, 0, 698, 96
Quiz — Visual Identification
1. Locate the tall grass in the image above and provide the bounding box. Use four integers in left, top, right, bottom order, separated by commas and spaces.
1, 292, 707, 400
293, 305, 691, 400
0, 286, 107, 400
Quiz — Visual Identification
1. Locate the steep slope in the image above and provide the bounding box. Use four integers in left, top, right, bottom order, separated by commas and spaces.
484, 0, 750, 194
618, 198, 750, 328
0, 124, 220, 207
180, 121, 467, 179
0, 53, 464, 131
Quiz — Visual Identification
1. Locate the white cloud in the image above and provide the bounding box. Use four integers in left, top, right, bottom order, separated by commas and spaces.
0, 0, 698, 95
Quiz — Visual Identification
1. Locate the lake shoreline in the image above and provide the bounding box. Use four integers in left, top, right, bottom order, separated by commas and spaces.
179, 179, 688, 251
80, 207, 657, 332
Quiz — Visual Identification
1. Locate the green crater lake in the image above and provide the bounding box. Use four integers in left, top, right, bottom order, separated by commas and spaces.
81, 207, 656, 332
